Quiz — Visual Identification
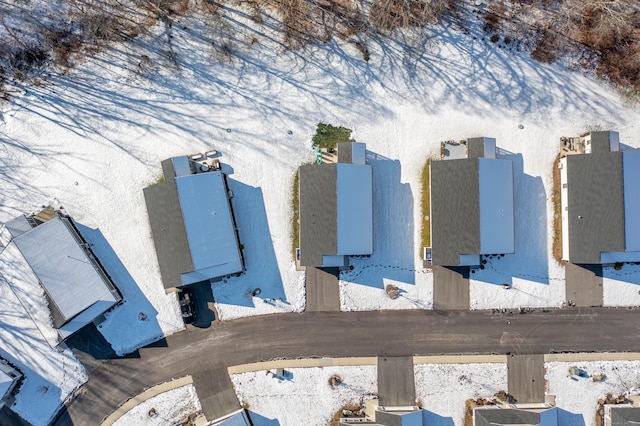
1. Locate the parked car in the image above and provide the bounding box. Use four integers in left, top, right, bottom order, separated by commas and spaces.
178, 289, 196, 324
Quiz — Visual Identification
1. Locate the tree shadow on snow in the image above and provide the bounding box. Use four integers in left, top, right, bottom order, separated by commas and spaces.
211, 179, 286, 308
469, 149, 549, 287
340, 151, 415, 289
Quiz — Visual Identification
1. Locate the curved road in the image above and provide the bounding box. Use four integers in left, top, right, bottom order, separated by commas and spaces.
57, 308, 640, 425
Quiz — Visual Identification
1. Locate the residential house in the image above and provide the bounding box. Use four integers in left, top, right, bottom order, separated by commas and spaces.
298, 142, 373, 269
559, 130, 640, 264
0, 208, 122, 345
473, 406, 558, 426
340, 405, 423, 426
604, 404, 640, 426
429, 137, 515, 266
144, 154, 244, 290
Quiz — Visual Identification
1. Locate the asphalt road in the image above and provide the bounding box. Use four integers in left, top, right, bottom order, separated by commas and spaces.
55, 307, 640, 425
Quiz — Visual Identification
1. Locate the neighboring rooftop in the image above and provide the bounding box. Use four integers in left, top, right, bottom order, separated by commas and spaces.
474, 406, 558, 426
0, 209, 121, 344
0, 358, 21, 407
605, 405, 640, 426
560, 130, 640, 263
144, 153, 244, 289
430, 137, 514, 266
298, 142, 373, 268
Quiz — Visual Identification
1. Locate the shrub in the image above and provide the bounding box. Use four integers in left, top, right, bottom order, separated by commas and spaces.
312, 123, 354, 149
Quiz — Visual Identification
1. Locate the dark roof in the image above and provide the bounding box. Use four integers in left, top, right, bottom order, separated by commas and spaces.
143, 160, 194, 289
299, 164, 337, 267
474, 409, 541, 426
430, 159, 481, 266
590, 131, 615, 154
374, 411, 405, 426
566, 151, 625, 263
609, 406, 640, 426
338, 142, 353, 164
467, 138, 487, 159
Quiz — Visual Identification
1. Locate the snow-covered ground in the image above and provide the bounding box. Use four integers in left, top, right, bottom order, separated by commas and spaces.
603, 264, 640, 307
231, 366, 377, 426
0, 0, 639, 334
228, 360, 640, 426
546, 360, 640, 426
2, 2, 640, 422
0, 277, 87, 426
415, 363, 508, 426
112, 384, 202, 426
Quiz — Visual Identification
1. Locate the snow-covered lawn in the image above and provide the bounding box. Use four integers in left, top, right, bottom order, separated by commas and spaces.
603, 264, 640, 307
546, 361, 640, 426
113, 385, 202, 426
0, 278, 87, 426
2, 1, 640, 422
415, 363, 508, 426
231, 366, 377, 426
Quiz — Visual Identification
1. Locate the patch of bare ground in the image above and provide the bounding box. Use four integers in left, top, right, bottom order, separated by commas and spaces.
552, 152, 565, 266
330, 402, 365, 426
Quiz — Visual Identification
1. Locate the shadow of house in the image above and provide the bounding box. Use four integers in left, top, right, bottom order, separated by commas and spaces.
143, 154, 244, 292
560, 131, 640, 266
212, 180, 285, 308
297, 142, 373, 270
422, 410, 455, 426
339, 151, 415, 289
557, 408, 586, 426
481, 148, 548, 286
430, 138, 515, 268
0, 208, 122, 347
72, 223, 164, 353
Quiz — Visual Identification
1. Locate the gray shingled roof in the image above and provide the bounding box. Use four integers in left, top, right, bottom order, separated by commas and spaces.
143, 159, 194, 289
590, 131, 615, 154
338, 142, 353, 164
430, 159, 481, 266
474, 409, 541, 426
467, 138, 486, 159
299, 164, 337, 267
566, 152, 625, 264
609, 406, 640, 426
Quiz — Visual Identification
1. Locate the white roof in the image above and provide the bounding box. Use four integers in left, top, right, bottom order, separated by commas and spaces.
623, 152, 640, 251
478, 158, 515, 254
176, 171, 243, 284
5, 215, 31, 238
12, 217, 118, 322
336, 163, 373, 256
0, 243, 63, 347
0, 369, 16, 399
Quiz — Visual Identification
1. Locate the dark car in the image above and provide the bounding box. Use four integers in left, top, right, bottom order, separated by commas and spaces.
178, 289, 196, 324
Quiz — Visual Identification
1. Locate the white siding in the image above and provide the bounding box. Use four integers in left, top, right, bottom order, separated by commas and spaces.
559, 158, 570, 261
478, 158, 515, 255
